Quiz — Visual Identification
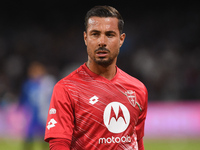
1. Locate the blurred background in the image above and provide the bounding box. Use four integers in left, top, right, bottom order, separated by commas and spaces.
0, 1, 199, 150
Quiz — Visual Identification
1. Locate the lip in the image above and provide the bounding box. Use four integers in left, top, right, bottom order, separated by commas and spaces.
96, 50, 109, 57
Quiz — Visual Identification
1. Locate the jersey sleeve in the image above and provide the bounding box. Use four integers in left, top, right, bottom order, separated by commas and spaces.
44, 82, 74, 142
136, 87, 148, 140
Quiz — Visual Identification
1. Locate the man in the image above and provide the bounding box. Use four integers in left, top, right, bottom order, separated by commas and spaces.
20, 61, 56, 150
44, 5, 148, 150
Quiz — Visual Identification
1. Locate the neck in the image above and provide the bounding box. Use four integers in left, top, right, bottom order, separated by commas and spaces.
86, 60, 117, 80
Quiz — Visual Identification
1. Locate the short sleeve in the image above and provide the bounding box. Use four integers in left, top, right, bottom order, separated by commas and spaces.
136, 88, 148, 140
44, 83, 74, 142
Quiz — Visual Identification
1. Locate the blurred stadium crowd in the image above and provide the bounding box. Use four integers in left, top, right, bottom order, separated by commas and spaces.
0, 2, 199, 108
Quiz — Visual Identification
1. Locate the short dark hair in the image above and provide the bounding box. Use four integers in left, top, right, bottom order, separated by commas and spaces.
84, 5, 124, 34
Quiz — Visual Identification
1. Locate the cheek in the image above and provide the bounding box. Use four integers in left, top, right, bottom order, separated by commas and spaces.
86, 42, 95, 57
87, 38, 97, 49
108, 39, 121, 50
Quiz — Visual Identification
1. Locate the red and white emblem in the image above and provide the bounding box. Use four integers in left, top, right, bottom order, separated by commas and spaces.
125, 90, 136, 107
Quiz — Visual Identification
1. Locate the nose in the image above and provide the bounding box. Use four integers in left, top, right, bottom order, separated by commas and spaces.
98, 35, 107, 47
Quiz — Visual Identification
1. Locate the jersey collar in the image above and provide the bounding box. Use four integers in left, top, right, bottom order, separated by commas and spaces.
82, 63, 119, 83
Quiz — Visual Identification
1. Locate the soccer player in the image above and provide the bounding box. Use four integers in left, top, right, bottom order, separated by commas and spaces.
44, 5, 148, 150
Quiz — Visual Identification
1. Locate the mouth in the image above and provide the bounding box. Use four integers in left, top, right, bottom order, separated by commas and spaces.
96, 50, 109, 57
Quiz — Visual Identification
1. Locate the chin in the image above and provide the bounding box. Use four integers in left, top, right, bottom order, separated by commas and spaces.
95, 58, 113, 67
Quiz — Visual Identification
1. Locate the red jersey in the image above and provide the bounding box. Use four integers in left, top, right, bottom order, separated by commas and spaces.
45, 63, 148, 150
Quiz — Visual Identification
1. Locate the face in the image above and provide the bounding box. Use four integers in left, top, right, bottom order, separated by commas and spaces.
84, 17, 125, 67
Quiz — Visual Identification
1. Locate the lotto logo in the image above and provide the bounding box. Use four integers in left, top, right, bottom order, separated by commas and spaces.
89, 96, 99, 104
47, 118, 57, 130
103, 102, 130, 133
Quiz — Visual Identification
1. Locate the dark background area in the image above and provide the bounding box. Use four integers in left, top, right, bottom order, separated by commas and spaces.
0, 1, 199, 103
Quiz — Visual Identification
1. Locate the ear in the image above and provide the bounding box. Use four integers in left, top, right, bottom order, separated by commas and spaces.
119, 33, 126, 47
84, 31, 87, 46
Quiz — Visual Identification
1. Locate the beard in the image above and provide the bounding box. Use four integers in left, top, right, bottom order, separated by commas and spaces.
94, 56, 113, 67
92, 47, 119, 67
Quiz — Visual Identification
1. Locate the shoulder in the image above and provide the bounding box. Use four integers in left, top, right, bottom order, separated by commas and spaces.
50, 67, 83, 105
53, 64, 87, 90
117, 68, 148, 96
117, 68, 148, 113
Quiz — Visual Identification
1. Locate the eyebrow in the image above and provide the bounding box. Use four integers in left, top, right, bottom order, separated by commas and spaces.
105, 31, 116, 34
90, 30, 117, 34
90, 30, 101, 33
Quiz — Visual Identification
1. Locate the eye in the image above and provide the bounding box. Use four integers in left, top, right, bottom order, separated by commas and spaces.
92, 33, 98, 36
106, 32, 115, 38
91, 32, 100, 37
107, 33, 114, 37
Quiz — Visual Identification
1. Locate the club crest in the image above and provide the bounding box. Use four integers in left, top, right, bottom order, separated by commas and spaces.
125, 90, 136, 107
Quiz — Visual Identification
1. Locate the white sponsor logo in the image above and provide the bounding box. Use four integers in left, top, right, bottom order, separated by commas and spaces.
49, 108, 56, 114
89, 96, 99, 104
47, 118, 57, 130
103, 102, 130, 133
99, 135, 131, 144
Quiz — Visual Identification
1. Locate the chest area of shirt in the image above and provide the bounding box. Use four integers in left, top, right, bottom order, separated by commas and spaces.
70, 81, 141, 127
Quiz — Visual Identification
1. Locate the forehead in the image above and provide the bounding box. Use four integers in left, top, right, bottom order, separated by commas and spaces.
87, 17, 119, 32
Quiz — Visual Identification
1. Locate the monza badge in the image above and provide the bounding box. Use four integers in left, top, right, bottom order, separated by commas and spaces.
125, 90, 136, 107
